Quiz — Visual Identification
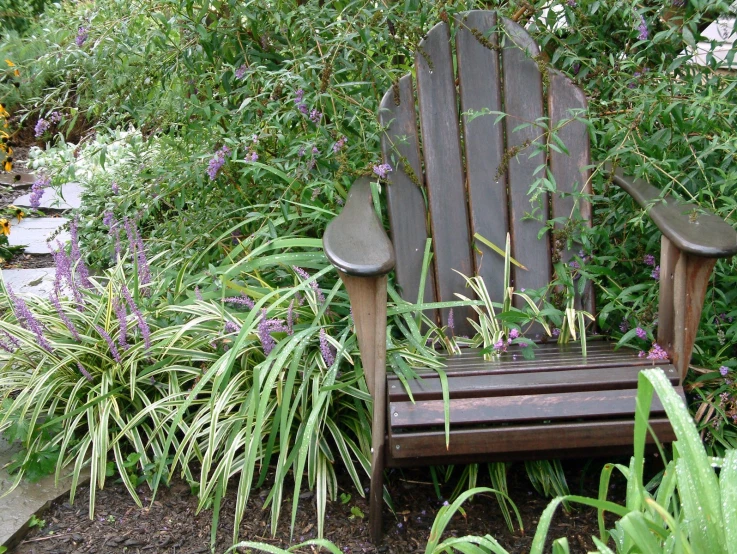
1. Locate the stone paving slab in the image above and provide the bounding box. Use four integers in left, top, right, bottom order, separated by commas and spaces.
1, 267, 57, 297
7, 217, 69, 254
14, 182, 83, 211
0, 438, 84, 549
0, 171, 35, 188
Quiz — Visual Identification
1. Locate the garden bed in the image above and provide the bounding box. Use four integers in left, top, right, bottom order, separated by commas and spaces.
12, 460, 628, 554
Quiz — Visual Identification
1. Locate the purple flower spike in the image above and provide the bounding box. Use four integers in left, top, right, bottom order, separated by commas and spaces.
195, 286, 204, 301
70, 218, 93, 289
114, 299, 128, 351
121, 283, 151, 352
638, 16, 649, 41
646, 342, 669, 360
319, 328, 335, 366
720, 366, 729, 377
287, 300, 295, 335
257, 309, 289, 356
552, 328, 561, 337
636, 327, 647, 340
332, 136, 347, 153
77, 362, 93, 382
207, 145, 231, 180
643, 254, 656, 266
7, 286, 53, 352
34, 119, 50, 138
447, 309, 455, 331
224, 321, 240, 334
235, 64, 248, 79
29, 175, 50, 208
651, 265, 661, 280
509, 328, 520, 339
619, 319, 629, 333
224, 293, 255, 309
0, 330, 21, 353
95, 325, 121, 363
309, 109, 322, 124
76, 26, 88, 47
372, 163, 392, 179
50, 292, 81, 341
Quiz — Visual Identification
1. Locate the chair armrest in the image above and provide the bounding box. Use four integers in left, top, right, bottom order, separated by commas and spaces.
323, 176, 396, 277
602, 163, 737, 258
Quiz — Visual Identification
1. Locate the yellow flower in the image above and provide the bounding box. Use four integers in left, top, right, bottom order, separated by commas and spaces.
2, 159, 11, 172
8, 206, 24, 223
4, 60, 19, 77
0, 219, 10, 236
0, 104, 8, 118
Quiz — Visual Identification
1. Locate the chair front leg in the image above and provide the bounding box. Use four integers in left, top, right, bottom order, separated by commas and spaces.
338, 270, 388, 544
658, 236, 716, 382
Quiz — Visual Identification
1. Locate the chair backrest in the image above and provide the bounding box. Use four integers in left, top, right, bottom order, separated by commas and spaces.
379, 10, 593, 337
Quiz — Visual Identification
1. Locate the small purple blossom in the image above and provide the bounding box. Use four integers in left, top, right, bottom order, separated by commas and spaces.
312, 146, 319, 155
224, 321, 240, 334
49, 111, 62, 124
619, 320, 629, 333
103, 211, 115, 228
319, 328, 335, 366
235, 64, 248, 79
224, 293, 255, 309
207, 145, 231, 180
646, 342, 669, 361
447, 309, 455, 331
333, 136, 347, 153
509, 328, 520, 339
309, 109, 322, 124
111, 181, 119, 194
567, 0, 577, 6
638, 16, 648, 41
720, 366, 730, 377
292, 266, 325, 304
295, 89, 304, 103
643, 254, 656, 266
372, 163, 392, 179
651, 265, 661, 280
257, 309, 289, 356
77, 362, 93, 382
95, 324, 121, 363
34, 118, 50, 137
298, 103, 309, 115
75, 26, 88, 47
29, 175, 50, 208
569, 260, 580, 270
195, 286, 204, 301
552, 328, 561, 337
493, 339, 505, 352
636, 327, 647, 340
298, 146, 306, 157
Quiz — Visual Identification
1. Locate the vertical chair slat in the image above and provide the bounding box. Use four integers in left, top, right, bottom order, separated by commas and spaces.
501, 18, 551, 304
456, 11, 508, 305
548, 69, 595, 314
380, 74, 436, 314
416, 21, 475, 335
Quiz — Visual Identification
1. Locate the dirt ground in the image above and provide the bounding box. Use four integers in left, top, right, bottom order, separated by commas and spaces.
10, 457, 640, 554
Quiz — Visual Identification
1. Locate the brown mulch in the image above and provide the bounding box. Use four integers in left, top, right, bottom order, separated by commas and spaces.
10, 459, 636, 554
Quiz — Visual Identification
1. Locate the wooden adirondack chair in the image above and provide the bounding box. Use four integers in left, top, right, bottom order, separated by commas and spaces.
322, 10, 737, 542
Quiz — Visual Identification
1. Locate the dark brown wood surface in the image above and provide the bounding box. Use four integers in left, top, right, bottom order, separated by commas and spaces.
380, 74, 436, 309
389, 387, 679, 428
388, 418, 676, 461
416, 21, 475, 336
657, 235, 679, 359
388, 364, 679, 402
500, 17, 551, 304
323, 177, 395, 276
455, 10, 508, 304
337, 272, 389, 543
606, 164, 737, 258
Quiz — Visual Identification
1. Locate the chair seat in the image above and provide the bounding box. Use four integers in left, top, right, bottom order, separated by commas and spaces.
386, 341, 682, 465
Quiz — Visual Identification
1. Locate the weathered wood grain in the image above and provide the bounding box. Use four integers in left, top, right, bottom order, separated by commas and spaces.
455, 10, 508, 304
380, 74, 436, 311
390, 387, 678, 428
337, 271, 388, 543
387, 418, 676, 461
388, 363, 679, 402
416, 21, 475, 336
500, 17, 551, 302
672, 253, 716, 381
657, 236, 680, 360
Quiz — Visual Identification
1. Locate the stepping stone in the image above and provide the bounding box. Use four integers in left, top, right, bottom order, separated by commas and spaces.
0, 437, 85, 549
0, 170, 35, 189
1, 267, 57, 297
14, 182, 83, 211
6, 217, 69, 254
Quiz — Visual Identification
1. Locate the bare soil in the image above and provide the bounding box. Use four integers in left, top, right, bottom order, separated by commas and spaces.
10, 459, 635, 554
